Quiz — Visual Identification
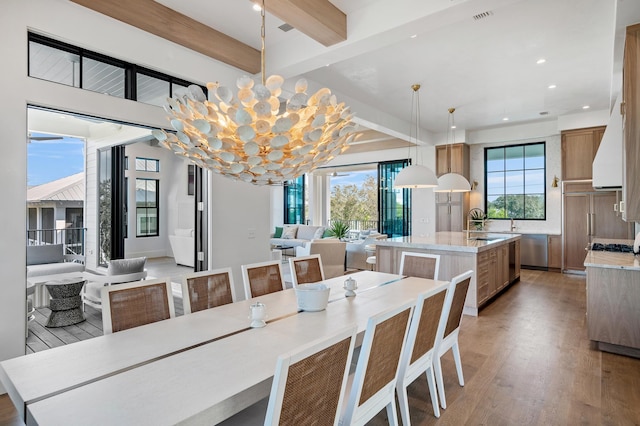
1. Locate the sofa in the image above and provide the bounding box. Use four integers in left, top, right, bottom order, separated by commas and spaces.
346, 234, 387, 270
169, 228, 195, 267
270, 224, 328, 248
26, 243, 86, 308
26, 244, 85, 278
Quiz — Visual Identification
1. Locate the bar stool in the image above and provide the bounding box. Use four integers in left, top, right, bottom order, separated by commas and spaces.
365, 244, 376, 270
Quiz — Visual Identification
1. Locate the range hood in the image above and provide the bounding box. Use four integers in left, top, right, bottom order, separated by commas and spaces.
592, 95, 623, 189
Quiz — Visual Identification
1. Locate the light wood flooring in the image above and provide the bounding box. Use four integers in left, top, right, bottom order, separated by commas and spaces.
4, 269, 640, 425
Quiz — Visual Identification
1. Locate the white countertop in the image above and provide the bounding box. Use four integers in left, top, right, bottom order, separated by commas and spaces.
375, 232, 520, 253
584, 251, 640, 270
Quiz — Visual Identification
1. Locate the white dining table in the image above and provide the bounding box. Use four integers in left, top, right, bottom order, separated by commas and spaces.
2, 270, 402, 422
3, 272, 447, 425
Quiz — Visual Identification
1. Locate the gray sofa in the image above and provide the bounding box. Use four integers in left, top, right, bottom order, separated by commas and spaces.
270, 224, 328, 248
26, 244, 85, 278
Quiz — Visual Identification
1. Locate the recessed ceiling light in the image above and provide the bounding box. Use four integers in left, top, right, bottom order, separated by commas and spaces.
410, 34, 417, 39
252, 3, 262, 11
502, 117, 509, 121
548, 84, 556, 89
582, 105, 590, 109
537, 58, 546, 64
451, 125, 456, 129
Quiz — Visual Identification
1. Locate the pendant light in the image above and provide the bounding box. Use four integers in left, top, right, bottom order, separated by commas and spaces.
152, 0, 356, 186
394, 84, 438, 189
434, 107, 471, 192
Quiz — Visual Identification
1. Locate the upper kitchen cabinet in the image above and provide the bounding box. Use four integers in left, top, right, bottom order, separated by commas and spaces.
561, 126, 605, 181
622, 23, 640, 221
435, 143, 470, 178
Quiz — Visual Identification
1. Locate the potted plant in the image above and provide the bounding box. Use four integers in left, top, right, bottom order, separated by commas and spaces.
328, 220, 350, 241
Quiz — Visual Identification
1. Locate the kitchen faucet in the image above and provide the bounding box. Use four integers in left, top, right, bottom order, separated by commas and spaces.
510, 218, 517, 231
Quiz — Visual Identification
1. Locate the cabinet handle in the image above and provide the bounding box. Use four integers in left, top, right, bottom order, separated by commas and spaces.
587, 213, 591, 236
591, 213, 595, 236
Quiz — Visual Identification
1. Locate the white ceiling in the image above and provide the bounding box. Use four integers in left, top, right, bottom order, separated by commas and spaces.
153, 0, 640, 140
28, 0, 640, 147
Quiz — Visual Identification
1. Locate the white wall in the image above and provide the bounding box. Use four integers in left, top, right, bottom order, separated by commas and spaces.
0, 0, 267, 391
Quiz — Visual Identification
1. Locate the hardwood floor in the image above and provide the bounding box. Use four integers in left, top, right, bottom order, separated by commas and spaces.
3, 270, 640, 425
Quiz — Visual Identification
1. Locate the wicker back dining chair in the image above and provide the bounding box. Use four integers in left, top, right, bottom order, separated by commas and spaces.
396, 283, 450, 422
101, 278, 175, 334
399, 252, 440, 280
433, 270, 473, 410
289, 254, 325, 287
340, 300, 414, 426
217, 327, 357, 426
182, 268, 236, 314
241, 260, 287, 299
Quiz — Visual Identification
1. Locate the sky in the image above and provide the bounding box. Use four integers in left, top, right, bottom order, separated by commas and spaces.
27, 133, 85, 186
329, 169, 376, 190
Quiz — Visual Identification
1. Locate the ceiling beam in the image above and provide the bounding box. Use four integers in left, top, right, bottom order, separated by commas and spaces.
258, 0, 347, 46
70, 0, 261, 73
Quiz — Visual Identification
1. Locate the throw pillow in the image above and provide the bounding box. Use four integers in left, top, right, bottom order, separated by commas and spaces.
322, 228, 333, 238
274, 226, 283, 238
282, 225, 298, 239
108, 257, 146, 275
313, 227, 325, 239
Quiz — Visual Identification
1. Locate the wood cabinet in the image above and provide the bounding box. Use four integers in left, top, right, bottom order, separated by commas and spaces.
561, 126, 605, 181
477, 245, 509, 306
435, 143, 470, 232
622, 23, 640, 221
563, 182, 634, 272
547, 235, 562, 271
435, 143, 470, 177
587, 266, 640, 356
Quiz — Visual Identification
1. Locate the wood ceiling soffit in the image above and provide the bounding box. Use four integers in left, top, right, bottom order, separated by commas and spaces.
70, 0, 261, 73
257, 0, 347, 46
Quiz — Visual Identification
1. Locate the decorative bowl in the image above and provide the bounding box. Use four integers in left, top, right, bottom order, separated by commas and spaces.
295, 283, 330, 312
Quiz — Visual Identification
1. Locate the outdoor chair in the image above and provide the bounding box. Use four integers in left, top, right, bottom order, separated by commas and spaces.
182, 267, 236, 314
241, 260, 287, 299
83, 257, 147, 311
101, 278, 175, 334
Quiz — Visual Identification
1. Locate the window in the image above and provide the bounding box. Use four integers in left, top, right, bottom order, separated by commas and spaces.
485, 142, 546, 220
284, 176, 305, 224
381, 160, 411, 237
28, 33, 204, 104
136, 179, 159, 237
135, 157, 160, 172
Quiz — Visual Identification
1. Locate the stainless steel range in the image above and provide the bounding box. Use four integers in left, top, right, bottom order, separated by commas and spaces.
589, 243, 634, 253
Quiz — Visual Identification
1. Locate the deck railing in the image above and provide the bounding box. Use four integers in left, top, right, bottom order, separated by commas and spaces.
326, 219, 379, 232
26, 228, 86, 255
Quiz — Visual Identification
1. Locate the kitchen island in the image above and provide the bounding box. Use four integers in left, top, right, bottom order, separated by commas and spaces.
375, 232, 521, 316
584, 246, 640, 358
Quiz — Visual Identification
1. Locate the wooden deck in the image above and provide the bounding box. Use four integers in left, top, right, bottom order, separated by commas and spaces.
27, 256, 191, 354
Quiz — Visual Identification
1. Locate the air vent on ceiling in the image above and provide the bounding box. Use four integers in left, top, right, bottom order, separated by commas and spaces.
278, 23, 294, 32
473, 11, 494, 21
539, 111, 549, 116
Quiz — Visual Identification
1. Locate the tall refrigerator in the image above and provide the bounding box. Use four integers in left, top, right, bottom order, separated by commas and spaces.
563, 181, 634, 272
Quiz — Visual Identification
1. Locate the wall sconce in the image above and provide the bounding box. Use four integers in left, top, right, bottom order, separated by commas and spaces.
471, 180, 479, 190
551, 175, 559, 188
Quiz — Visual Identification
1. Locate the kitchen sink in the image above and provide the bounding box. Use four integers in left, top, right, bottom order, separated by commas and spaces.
468, 237, 502, 241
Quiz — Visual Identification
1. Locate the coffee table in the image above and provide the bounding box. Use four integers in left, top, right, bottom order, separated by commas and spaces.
45, 278, 87, 327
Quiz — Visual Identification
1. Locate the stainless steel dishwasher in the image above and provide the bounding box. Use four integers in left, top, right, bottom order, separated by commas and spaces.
520, 234, 548, 269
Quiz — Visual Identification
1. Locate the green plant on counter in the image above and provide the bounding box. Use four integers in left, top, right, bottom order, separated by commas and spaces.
328, 220, 350, 240
468, 208, 487, 230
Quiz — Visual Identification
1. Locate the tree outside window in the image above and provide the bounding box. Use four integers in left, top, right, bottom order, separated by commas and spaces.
485, 142, 546, 220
